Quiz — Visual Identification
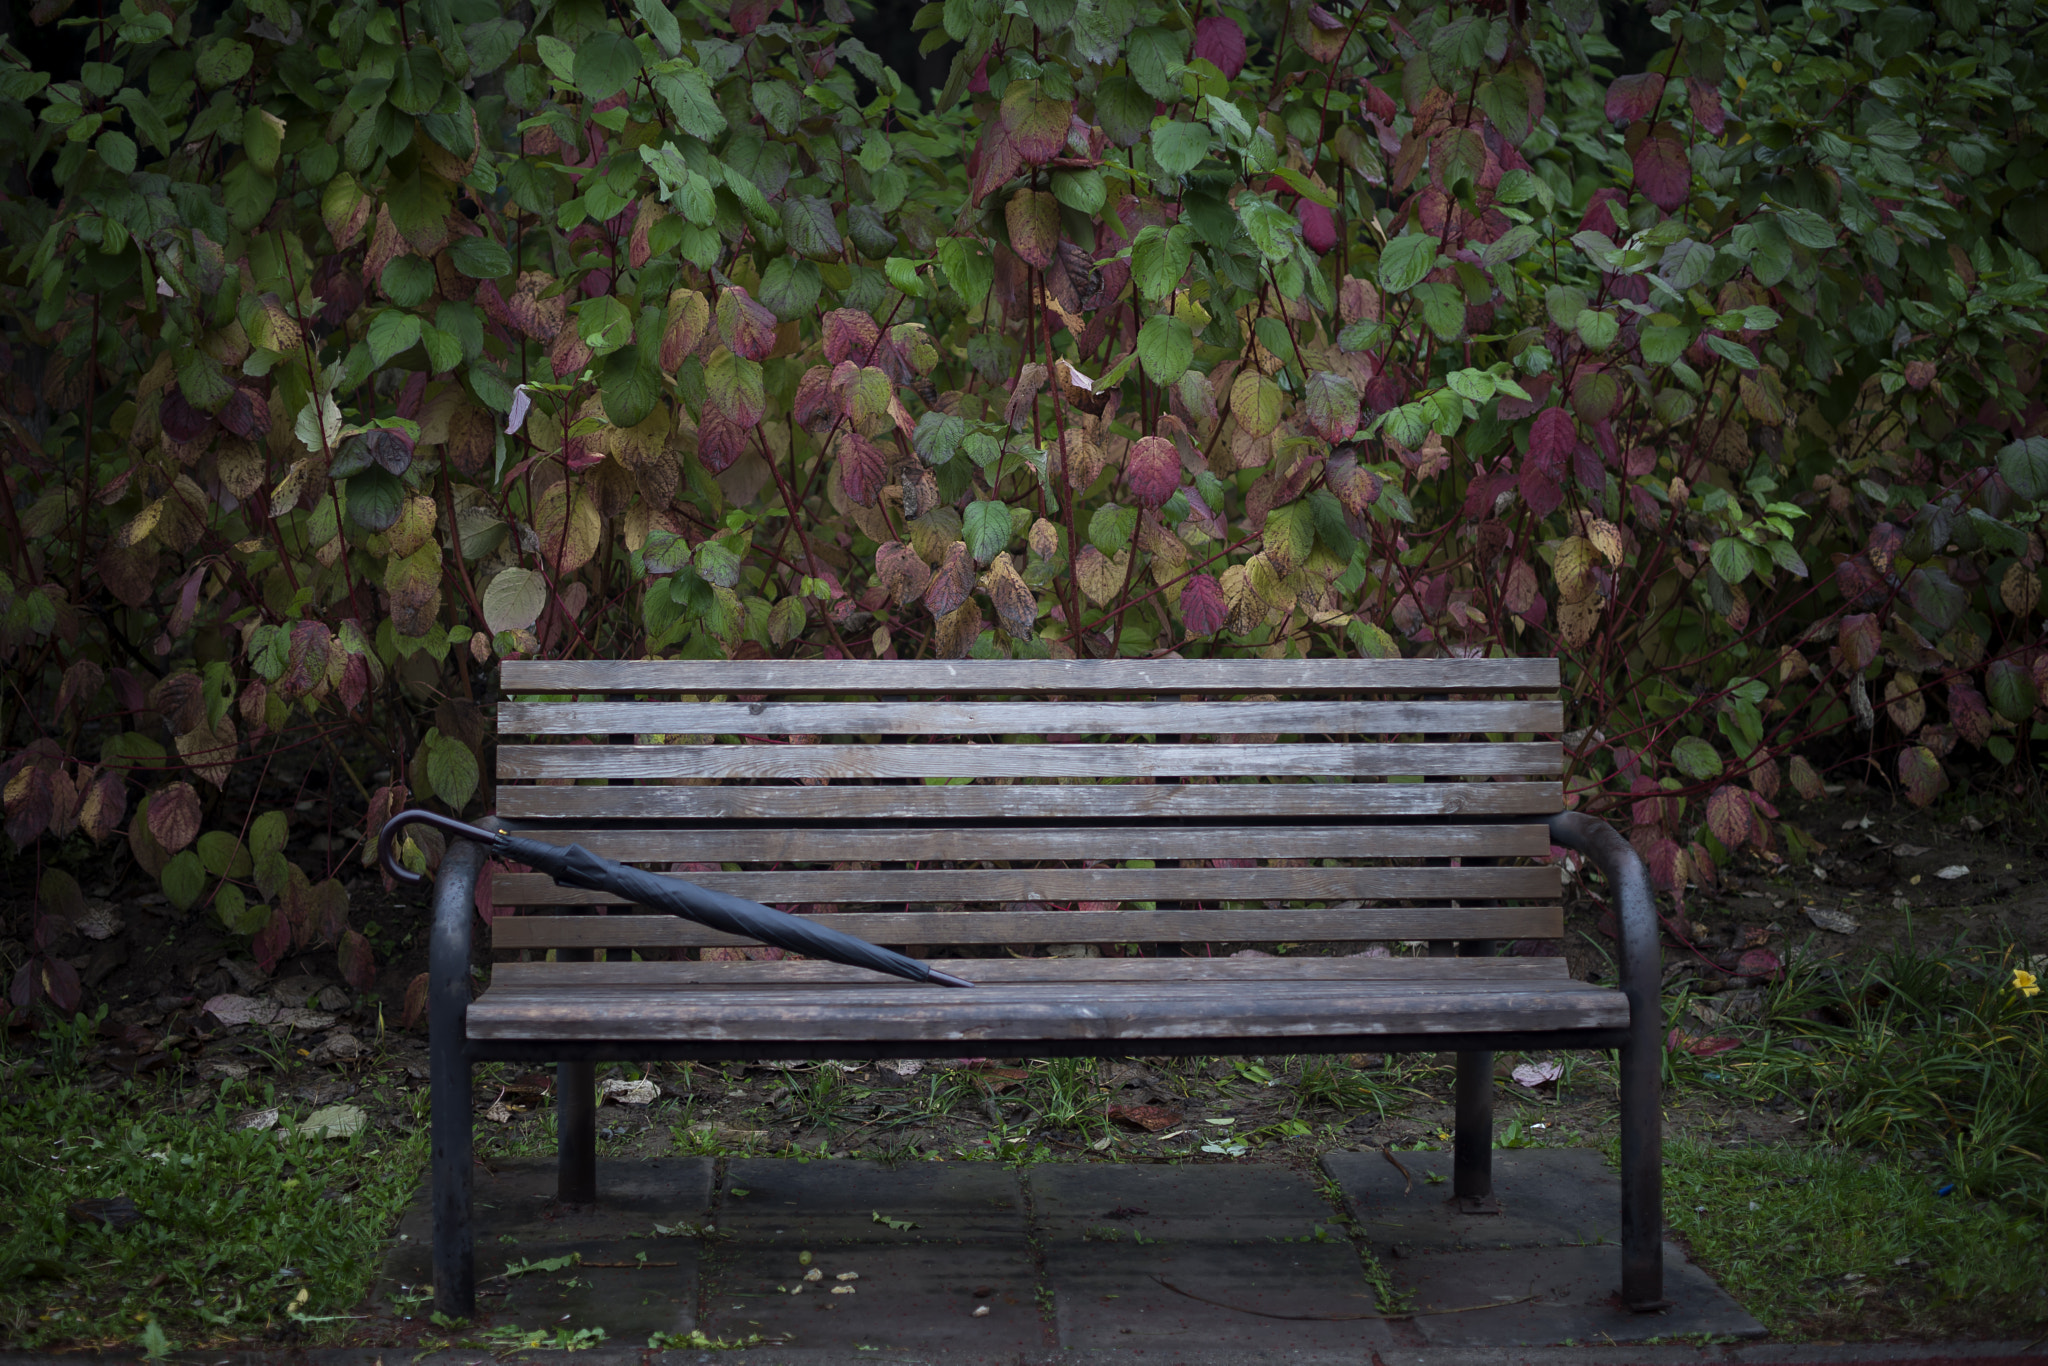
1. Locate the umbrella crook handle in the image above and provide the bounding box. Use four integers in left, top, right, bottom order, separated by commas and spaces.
378, 810, 501, 888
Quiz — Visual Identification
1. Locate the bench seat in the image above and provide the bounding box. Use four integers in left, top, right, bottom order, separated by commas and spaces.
467, 956, 1631, 1045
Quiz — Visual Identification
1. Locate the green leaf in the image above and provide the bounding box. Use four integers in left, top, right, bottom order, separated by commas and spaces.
250, 810, 289, 860
574, 30, 642, 101
367, 310, 423, 366
483, 566, 549, 634
160, 850, 206, 911
757, 256, 822, 320
1127, 25, 1188, 101
346, 468, 406, 531
1998, 437, 2048, 501
1150, 120, 1210, 176
1051, 168, 1106, 213
97, 129, 137, 174
578, 295, 634, 355
1237, 199, 1299, 263
935, 238, 993, 308
1575, 308, 1620, 352
427, 734, 480, 810
452, 236, 512, 279
381, 255, 437, 308
884, 257, 929, 297
963, 500, 1012, 563
1704, 334, 1760, 370
1709, 537, 1753, 584
631, 0, 682, 56
753, 81, 802, 136
198, 830, 252, 878
601, 336, 664, 427
1137, 313, 1194, 385
654, 71, 726, 141
196, 39, 253, 89
1088, 503, 1139, 556
1130, 226, 1192, 302
1377, 234, 1438, 293
1671, 735, 1723, 780
1776, 207, 1837, 250
1639, 323, 1687, 366
390, 46, 446, 115
781, 196, 842, 261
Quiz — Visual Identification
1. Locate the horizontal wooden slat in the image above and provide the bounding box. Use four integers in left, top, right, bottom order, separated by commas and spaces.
497, 699, 1565, 736
497, 742, 1564, 781
464, 978, 1625, 1042
489, 956, 1574, 987
496, 782, 1564, 821
491, 865, 1560, 906
499, 659, 1561, 694
488, 905, 1561, 947
478, 823, 1553, 864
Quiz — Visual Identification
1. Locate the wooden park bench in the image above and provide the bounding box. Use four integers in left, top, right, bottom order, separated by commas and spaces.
386, 658, 1666, 1319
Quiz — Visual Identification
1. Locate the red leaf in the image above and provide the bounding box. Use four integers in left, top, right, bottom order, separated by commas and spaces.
1326, 453, 1381, 518
1706, 784, 1753, 849
1296, 200, 1337, 254
219, 385, 270, 441
923, 541, 976, 618
313, 877, 352, 944
1838, 613, 1880, 670
1179, 573, 1228, 636
1897, 745, 1947, 806
1108, 1102, 1184, 1132
1668, 1029, 1741, 1057
1125, 436, 1181, 507
999, 80, 1073, 165
697, 410, 748, 474
279, 620, 333, 701
838, 432, 888, 507
1632, 131, 1691, 213
4, 766, 52, 848
1736, 947, 1782, 980
1192, 15, 1246, 78
337, 928, 376, 991
252, 909, 291, 973
36, 956, 83, 1014
1948, 681, 1992, 746
147, 781, 202, 854
1578, 187, 1629, 239
822, 308, 881, 366
716, 286, 779, 362
1521, 407, 1574, 516
1684, 76, 1726, 135
1605, 72, 1667, 123
402, 970, 431, 1029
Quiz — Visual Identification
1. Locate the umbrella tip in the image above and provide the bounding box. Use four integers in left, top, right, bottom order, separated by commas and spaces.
927, 969, 976, 989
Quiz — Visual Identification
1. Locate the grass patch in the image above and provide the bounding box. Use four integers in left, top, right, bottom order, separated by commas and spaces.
0, 1069, 426, 1352
1665, 1137, 2048, 1336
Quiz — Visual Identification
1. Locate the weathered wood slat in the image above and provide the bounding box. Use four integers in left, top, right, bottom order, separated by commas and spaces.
495, 782, 1564, 821
498, 699, 1565, 736
475, 823, 1553, 863
489, 865, 1560, 906
487, 905, 1561, 947
464, 979, 1626, 1041
488, 956, 1573, 987
497, 742, 1564, 781
500, 658, 1562, 694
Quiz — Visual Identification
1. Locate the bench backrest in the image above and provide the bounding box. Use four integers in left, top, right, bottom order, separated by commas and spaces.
484, 659, 1566, 964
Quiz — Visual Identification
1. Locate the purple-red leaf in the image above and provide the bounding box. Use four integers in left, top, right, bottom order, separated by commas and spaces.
1605, 72, 1667, 123
1685, 76, 1726, 135
838, 432, 888, 507
337, 928, 376, 991
1125, 435, 1181, 508
1179, 573, 1228, 636
1192, 15, 1246, 79
1632, 130, 1691, 213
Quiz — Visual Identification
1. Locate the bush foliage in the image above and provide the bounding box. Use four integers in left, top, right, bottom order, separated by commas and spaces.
2, 0, 2047, 1007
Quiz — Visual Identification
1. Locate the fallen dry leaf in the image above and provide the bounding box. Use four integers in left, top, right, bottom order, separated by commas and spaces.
1107, 1103, 1182, 1133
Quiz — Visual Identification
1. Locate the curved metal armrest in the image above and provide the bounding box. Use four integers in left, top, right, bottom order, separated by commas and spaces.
378, 809, 501, 887
1544, 812, 1661, 1008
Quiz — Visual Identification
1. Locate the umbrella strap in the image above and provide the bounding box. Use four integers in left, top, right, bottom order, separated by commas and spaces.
377, 809, 501, 888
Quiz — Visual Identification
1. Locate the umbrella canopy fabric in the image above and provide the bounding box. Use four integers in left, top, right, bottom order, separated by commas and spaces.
380, 811, 973, 989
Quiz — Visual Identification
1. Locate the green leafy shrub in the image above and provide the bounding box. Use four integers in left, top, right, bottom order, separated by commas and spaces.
2, 0, 2046, 1003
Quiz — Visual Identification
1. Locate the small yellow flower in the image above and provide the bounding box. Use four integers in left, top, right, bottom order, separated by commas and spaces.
2015, 969, 2040, 999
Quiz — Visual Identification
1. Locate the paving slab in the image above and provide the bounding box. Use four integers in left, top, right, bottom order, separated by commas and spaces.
1321, 1148, 1622, 1253
720, 1158, 1025, 1245
1390, 1241, 1762, 1346
1027, 1161, 1346, 1243
375, 1157, 712, 1337
694, 1241, 1044, 1352
1043, 1235, 1400, 1353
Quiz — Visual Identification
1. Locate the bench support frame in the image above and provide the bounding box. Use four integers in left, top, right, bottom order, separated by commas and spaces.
425, 813, 1663, 1321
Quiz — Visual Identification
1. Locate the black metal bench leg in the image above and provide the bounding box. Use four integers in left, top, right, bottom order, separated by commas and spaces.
430, 840, 485, 1321
558, 1059, 597, 1203
1548, 812, 1668, 1311
1453, 1049, 1494, 1203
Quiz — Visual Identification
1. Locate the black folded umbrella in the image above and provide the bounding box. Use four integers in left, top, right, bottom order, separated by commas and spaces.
379, 811, 974, 989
